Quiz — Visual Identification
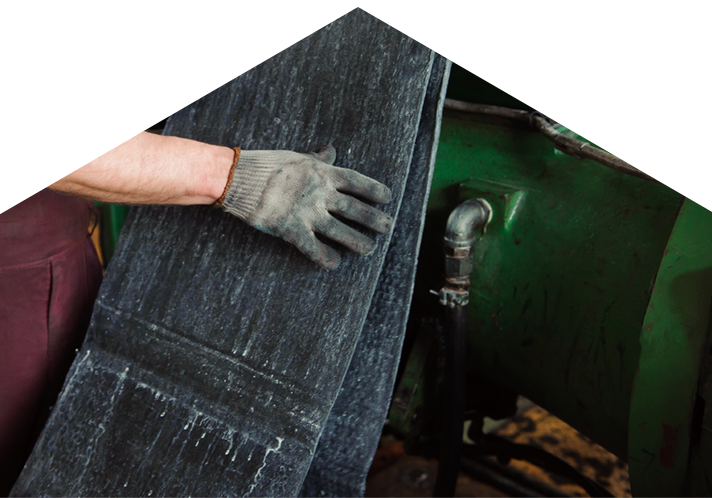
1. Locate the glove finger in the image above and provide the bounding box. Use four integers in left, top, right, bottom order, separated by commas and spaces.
291, 231, 342, 270
308, 144, 337, 165
328, 193, 393, 234
315, 217, 377, 256
332, 168, 392, 204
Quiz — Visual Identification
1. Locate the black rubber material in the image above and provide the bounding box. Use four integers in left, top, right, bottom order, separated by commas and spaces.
13, 9, 446, 497
299, 54, 451, 497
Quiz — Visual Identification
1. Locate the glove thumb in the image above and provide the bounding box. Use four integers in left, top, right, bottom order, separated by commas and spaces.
308, 144, 337, 166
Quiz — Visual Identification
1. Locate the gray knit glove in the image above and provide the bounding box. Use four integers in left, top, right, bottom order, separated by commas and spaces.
220, 145, 393, 270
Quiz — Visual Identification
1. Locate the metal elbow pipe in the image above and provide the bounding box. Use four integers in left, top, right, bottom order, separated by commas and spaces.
433, 199, 491, 498
445, 199, 490, 252
438, 199, 491, 307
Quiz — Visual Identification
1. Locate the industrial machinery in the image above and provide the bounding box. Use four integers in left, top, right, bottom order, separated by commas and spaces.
95, 64, 712, 496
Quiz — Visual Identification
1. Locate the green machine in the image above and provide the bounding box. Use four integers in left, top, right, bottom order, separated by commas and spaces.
389, 65, 712, 496
97, 66, 712, 496
95, 202, 130, 264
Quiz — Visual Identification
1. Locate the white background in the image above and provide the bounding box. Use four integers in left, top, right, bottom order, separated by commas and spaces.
1, 1, 709, 214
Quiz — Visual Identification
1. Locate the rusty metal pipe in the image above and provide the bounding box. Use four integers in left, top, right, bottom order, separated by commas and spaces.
443, 98, 658, 183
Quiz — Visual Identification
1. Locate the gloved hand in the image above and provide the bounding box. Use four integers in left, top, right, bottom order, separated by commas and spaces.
219, 145, 393, 270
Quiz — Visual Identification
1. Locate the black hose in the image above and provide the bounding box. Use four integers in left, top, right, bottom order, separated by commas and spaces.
462, 435, 614, 498
459, 458, 542, 497
466, 455, 572, 497
443, 98, 658, 183
432, 305, 468, 497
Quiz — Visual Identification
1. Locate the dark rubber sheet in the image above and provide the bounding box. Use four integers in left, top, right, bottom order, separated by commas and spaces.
13, 9, 447, 497
298, 54, 450, 497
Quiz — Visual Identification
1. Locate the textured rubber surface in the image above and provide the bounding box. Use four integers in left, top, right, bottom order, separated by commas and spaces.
13, 9, 441, 497
298, 54, 451, 497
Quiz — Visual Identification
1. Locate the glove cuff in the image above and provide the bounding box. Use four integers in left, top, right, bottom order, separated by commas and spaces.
220, 150, 280, 221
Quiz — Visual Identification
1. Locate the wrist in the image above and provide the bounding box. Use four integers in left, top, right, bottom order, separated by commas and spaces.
220, 150, 280, 221
203, 145, 236, 205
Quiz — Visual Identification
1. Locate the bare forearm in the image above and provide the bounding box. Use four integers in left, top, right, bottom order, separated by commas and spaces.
50, 136, 395, 269
50, 132, 234, 205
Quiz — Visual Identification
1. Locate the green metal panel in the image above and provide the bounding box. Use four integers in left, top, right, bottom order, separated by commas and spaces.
686, 309, 712, 496
415, 110, 683, 459
95, 203, 130, 265
389, 323, 435, 437
628, 199, 712, 496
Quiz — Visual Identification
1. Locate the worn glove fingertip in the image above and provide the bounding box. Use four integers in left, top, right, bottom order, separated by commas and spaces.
320, 251, 341, 270
314, 242, 341, 270
321, 259, 341, 270
376, 212, 394, 234
379, 185, 392, 204
359, 238, 378, 256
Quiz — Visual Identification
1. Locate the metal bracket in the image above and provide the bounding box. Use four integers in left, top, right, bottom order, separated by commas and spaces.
438, 287, 469, 308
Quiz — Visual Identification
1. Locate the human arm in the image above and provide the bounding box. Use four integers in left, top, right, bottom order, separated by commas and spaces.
50, 134, 393, 269
50, 131, 234, 206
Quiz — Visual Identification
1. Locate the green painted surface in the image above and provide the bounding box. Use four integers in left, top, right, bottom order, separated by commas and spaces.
686, 340, 712, 496
415, 111, 683, 459
96, 203, 130, 265
388, 323, 434, 436
628, 199, 712, 496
